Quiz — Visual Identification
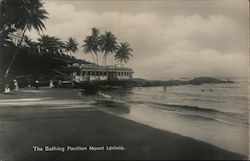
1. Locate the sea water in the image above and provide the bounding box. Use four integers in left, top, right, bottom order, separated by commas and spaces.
82, 77, 249, 156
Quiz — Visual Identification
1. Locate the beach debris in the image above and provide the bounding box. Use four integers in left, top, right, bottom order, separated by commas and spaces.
201, 89, 213, 92
99, 91, 112, 99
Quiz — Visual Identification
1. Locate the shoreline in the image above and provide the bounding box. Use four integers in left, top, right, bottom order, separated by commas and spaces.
0, 88, 247, 160
74, 77, 233, 89
0, 76, 233, 92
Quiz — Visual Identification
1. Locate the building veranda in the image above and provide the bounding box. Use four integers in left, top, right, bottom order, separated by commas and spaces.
69, 63, 134, 82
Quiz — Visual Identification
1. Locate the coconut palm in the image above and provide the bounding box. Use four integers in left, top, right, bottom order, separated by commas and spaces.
90, 27, 100, 64
37, 35, 65, 57
0, 0, 22, 32
82, 27, 100, 64
0, 0, 18, 47
115, 42, 133, 66
23, 35, 33, 46
3, 0, 48, 78
0, 28, 16, 47
65, 37, 79, 56
99, 31, 117, 66
23, 35, 41, 57
82, 36, 97, 63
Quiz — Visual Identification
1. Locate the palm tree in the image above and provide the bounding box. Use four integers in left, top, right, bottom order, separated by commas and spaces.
37, 35, 65, 57
90, 27, 100, 64
23, 35, 33, 46
82, 27, 100, 64
99, 31, 117, 66
0, 28, 16, 47
65, 37, 79, 57
82, 36, 97, 63
23, 35, 39, 56
115, 42, 133, 66
0, 0, 18, 47
3, 0, 48, 78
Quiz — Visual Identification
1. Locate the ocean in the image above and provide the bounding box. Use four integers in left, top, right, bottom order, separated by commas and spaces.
81, 77, 249, 156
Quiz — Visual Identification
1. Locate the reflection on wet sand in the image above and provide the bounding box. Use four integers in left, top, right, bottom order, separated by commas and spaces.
81, 88, 131, 114
94, 99, 130, 114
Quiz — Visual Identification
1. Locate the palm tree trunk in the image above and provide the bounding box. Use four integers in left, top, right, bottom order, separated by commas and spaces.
106, 54, 109, 66
104, 54, 107, 66
104, 52, 109, 66
90, 53, 98, 80
4, 27, 28, 79
94, 52, 100, 80
95, 52, 99, 65
102, 52, 107, 66
91, 53, 96, 63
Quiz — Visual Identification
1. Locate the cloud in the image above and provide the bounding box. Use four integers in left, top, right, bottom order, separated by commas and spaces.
136, 49, 247, 79
28, 1, 248, 79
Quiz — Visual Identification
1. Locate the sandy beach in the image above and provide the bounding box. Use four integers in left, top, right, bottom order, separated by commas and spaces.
0, 88, 246, 160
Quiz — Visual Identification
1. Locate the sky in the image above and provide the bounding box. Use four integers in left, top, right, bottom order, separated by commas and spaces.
28, 0, 249, 79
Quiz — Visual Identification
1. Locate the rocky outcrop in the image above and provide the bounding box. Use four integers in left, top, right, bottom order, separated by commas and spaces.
188, 77, 233, 85
76, 77, 233, 89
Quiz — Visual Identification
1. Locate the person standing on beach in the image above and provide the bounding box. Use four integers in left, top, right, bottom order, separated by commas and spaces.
58, 80, 62, 88
28, 80, 31, 88
49, 80, 54, 88
163, 85, 166, 92
13, 79, 19, 91
4, 84, 10, 94
35, 80, 39, 89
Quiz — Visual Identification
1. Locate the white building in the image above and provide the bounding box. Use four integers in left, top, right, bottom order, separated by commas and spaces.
71, 63, 134, 82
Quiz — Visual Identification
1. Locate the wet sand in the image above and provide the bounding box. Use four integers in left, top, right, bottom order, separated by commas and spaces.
0, 88, 246, 160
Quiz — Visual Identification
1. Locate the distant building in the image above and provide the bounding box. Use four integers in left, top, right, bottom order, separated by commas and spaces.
70, 63, 134, 82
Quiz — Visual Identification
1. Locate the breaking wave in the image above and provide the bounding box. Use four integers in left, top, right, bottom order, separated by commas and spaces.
130, 100, 248, 126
